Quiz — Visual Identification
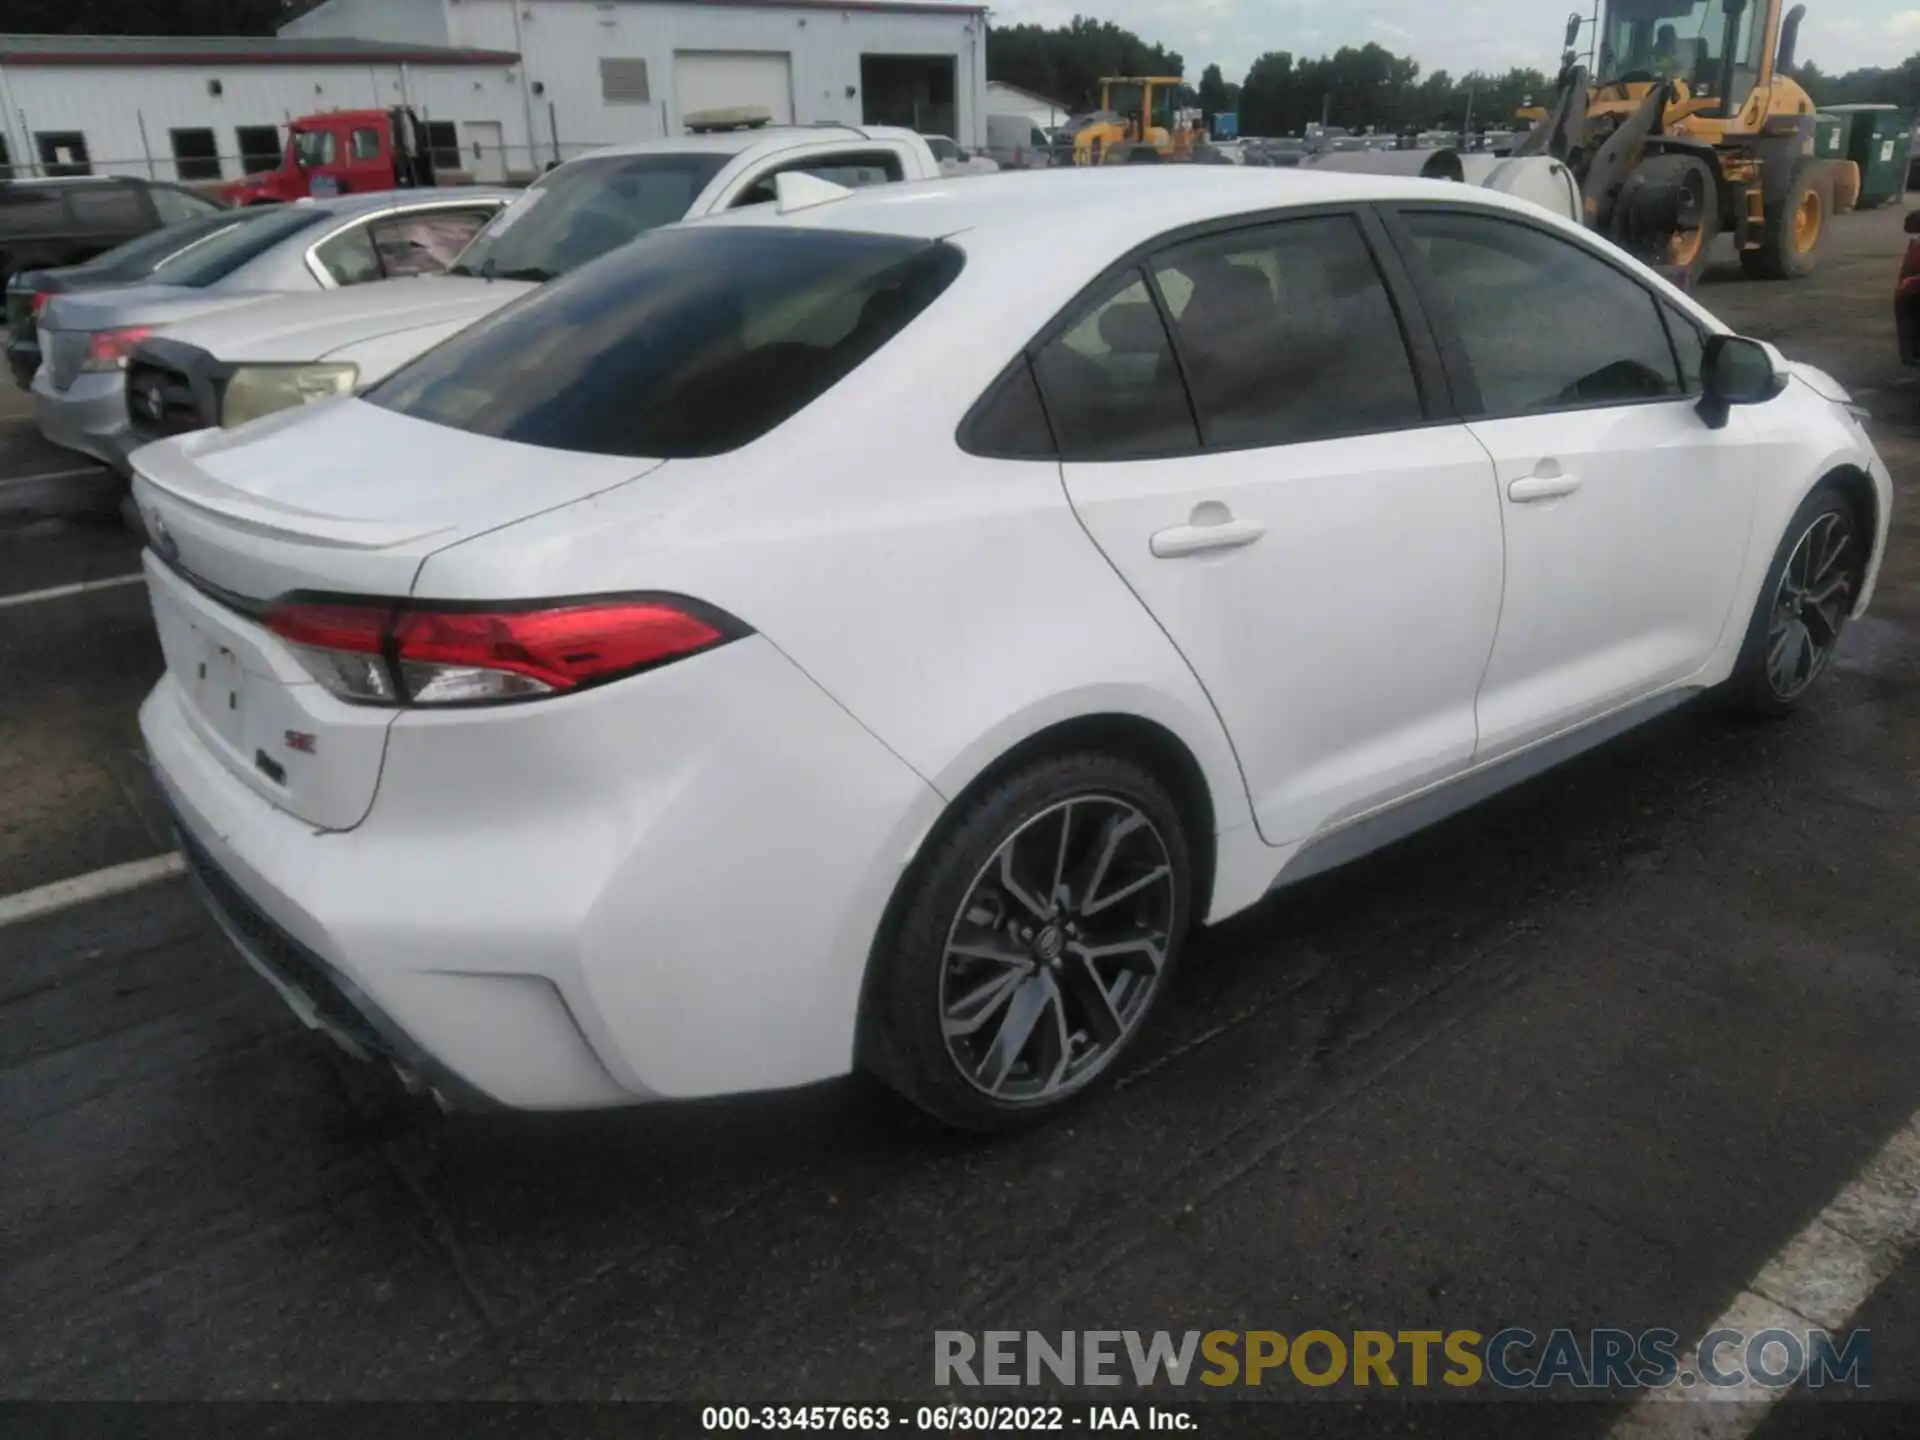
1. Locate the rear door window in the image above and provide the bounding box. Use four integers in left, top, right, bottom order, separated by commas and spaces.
0, 187, 69, 237
370, 226, 963, 458
1148, 215, 1424, 447
1031, 270, 1198, 460
66, 184, 146, 234
313, 221, 384, 285
369, 207, 497, 277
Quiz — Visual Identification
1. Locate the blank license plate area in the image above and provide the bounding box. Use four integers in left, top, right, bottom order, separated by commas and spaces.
188, 625, 247, 747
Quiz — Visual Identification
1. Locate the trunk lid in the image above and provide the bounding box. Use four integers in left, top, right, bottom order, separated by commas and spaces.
40, 284, 278, 391
152, 275, 531, 365
133, 400, 663, 829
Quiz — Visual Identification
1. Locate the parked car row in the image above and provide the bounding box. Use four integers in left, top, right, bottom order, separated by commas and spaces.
26, 189, 511, 470
6, 128, 942, 480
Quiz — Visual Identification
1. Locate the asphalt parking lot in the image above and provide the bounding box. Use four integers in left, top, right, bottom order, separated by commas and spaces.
2, 206, 1918, 1436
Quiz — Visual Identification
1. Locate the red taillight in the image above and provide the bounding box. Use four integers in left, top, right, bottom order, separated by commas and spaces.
265, 600, 399, 703
29, 290, 51, 316
82, 325, 155, 372
264, 595, 742, 707
267, 600, 391, 653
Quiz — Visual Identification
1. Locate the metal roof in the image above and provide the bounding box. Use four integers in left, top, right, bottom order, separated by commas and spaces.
0, 34, 521, 67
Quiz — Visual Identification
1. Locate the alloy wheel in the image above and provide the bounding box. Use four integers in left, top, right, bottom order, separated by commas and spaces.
939, 796, 1175, 1104
1767, 510, 1855, 701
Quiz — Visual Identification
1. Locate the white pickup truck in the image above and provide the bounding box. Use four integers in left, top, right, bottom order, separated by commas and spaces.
123, 126, 939, 444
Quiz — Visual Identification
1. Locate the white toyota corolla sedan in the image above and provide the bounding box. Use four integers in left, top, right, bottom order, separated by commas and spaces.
133, 167, 1891, 1129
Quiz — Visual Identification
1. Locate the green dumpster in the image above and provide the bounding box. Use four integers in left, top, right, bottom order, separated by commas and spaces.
1826, 104, 1911, 209
1813, 113, 1847, 161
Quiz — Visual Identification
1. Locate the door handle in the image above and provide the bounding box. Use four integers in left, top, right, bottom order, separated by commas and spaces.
1150, 504, 1266, 558
1507, 461, 1582, 503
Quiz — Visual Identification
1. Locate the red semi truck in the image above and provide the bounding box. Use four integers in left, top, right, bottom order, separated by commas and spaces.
217, 107, 440, 205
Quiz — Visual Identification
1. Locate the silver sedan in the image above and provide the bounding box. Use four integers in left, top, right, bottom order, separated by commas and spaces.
33, 187, 512, 472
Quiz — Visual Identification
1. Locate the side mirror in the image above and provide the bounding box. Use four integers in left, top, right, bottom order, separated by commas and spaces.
1565, 12, 1584, 49
1698, 334, 1780, 429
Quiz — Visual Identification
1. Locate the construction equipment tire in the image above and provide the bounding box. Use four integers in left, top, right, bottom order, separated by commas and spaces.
1742, 158, 1825, 279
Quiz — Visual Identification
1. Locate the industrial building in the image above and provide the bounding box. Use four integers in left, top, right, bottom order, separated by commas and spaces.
0, 0, 988, 185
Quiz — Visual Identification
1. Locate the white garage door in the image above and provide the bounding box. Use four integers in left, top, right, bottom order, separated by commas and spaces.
675, 51, 794, 126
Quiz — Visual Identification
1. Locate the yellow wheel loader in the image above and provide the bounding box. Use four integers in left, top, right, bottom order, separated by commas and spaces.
1516, 0, 1831, 284
1070, 77, 1196, 165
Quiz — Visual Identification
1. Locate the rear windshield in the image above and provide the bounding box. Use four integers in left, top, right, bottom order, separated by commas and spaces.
369, 225, 964, 458
89, 212, 249, 276
446, 152, 731, 283
145, 207, 330, 288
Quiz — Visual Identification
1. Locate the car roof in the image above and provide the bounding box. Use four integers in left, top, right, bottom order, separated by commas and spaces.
570, 124, 921, 162
693, 164, 1563, 255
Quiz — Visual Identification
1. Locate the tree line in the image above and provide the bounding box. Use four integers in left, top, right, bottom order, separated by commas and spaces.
1792, 58, 1920, 111
986, 17, 1185, 116
990, 14, 1920, 141
989, 22, 1557, 137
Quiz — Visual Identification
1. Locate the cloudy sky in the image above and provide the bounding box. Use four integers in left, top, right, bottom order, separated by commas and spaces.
977, 1, 1920, 86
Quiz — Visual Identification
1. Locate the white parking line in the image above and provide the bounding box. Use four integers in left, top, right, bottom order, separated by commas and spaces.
0, 572, 144, 609
1609, 1111, 1920, 1437
0, 852, 185, 929
0, 465, 109, 490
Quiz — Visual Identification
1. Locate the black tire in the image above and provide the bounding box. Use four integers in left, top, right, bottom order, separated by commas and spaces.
1742, 158, 1826, 280
1619, 153, 1720, 286
859, 752, 1194, 1131
1724, 484, 1863, 717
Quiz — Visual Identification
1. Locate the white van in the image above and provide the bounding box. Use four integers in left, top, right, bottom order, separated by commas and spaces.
986, 114, 1054, 168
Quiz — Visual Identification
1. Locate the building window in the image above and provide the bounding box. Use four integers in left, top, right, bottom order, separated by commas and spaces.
170, 128, 222, 182
600, 57, 651, 104
425, 122, 460, 172
36, 131, 91, 177
237, 126, 283, 174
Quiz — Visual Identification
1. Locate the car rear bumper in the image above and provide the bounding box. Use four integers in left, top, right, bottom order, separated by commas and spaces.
141, 625, 946, 1111
32, 366, 137, 472
168, 811, 498, 1109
